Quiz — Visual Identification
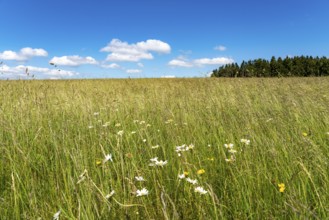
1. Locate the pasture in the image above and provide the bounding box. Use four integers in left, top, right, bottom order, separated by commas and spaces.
0, 77, 328, 219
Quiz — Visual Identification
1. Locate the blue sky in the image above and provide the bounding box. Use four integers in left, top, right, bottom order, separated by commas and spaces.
1, 0, 329, 79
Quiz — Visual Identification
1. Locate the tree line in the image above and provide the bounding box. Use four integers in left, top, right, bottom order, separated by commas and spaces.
211, 56, 329, 77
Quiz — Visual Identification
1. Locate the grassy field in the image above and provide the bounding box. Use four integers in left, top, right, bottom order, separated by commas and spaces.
0, 77, 329, 219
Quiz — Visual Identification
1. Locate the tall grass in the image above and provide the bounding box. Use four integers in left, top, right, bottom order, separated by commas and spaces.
1, 77, 328, 219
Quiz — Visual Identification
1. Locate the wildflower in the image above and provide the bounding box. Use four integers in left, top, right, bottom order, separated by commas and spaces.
187, 144, 194, 150
228, 149, 237, 154
225, 155, 235, 163
151, 145, 160, 149
184, 171, 189, 176
197, 169, 205, 175
207, 157, 214, 161
302, 132, 308, 137
178, 173, 186, 179
155, 160, 168, 166
146, 124, 151, 127
139, 121, 146, 125
53, 210, 61, 220
224, 143, 234, 149
135, 176, 145, 182
115, 123, 121, 127
105, 190, 115, 199
136, 188, 149, 197
278, 183, 285, 193
150, 157, 158, 162
96, 160, 102, 166
117, 130, 124, 136
103, 154, 113, 163
186, 178, 198, 185
133, 120, 139, 123
143, 139, 147, 142
194, 186, 208, 195
240, 139, 250, 145
131, 131, 137, 134
88, 125, 93, 129
93, 112, 99, 116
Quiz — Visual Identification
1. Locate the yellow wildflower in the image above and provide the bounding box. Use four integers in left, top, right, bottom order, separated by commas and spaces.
302, 132, 308, 137
96, 160, 102, 165
278, 183, 285, 193
183, 171, 189, 176
197, 169, 205, 175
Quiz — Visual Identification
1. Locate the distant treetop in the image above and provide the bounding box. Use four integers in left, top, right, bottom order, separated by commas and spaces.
211, 56, 329, 77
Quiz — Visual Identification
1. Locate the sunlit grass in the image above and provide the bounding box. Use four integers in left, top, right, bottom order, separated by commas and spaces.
1, 77, 328, 219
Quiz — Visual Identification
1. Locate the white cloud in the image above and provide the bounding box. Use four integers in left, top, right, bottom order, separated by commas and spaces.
0, 47, 48, 61
161, 75, 176, 78
168, 59, 193, 67
137, 63, 144, 68
194, 57, 234, 66
49, 55, 98, 66
136, 39, 171, 54
101, 63, 120, 69
100, 39, 171, 62
0, 64, 78, 78
126, 69, 142, 74
168, 56, 234, 68
214, 45, 227, 51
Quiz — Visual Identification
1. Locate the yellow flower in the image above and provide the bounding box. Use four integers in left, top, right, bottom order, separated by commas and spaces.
302, 132, 308, 137
96, 160, 102, 165
197, 169, 205, 175
278, 183, 285, 193
183, 171, 189, 176
207, 157, 214, 161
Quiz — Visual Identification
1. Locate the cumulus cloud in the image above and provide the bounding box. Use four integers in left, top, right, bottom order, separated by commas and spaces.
168, 59, 193, 67
0, 47, 48, 61
194, 57, 234, 66
214, 45, 227, 51
0, 64, 78, 79
100, 39, 171, 62
49, 55, 98, 66
126, 69, 142, 74
168, 56, 234, 68
101, 63, 120, 69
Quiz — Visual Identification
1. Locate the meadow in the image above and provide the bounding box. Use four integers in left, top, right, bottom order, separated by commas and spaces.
0, 77, 328, 219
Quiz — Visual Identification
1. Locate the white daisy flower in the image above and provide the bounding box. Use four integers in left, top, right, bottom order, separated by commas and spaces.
224, 143, 234, 149
136, 188, 149, 197
178, 173, 186, 179
105, 190, 115, 199
240, 139, 250, 145
150, 157, 158, 162
155, 160, 168, 166
228, 149, 237, 154
186, 178, 198, 185
194, 186, 208, 195
103, 154, 113, 163
53, 210, 61, 220
135, 176, 145, 182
